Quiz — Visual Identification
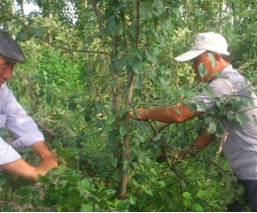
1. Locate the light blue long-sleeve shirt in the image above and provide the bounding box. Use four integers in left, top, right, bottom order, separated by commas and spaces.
0, 83, 44, 165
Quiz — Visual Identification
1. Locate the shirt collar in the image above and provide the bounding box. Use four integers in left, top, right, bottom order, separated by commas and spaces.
222, 64, 233, 72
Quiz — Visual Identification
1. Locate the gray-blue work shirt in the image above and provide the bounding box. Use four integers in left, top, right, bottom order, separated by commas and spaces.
190, 65, 257, 180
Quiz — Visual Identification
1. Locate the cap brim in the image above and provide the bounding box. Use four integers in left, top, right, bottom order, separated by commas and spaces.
1, 55, 25, 63
174, 49, 206, 62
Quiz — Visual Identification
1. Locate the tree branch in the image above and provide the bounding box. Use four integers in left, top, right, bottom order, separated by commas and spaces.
1, 7, 111, 57
36, 122, 56, 138
41, 38, 111, 57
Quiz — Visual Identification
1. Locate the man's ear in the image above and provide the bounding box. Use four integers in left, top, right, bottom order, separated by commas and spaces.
214, 53, 221, 61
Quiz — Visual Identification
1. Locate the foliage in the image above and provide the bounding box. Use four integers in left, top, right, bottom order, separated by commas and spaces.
0, 0, 256, 211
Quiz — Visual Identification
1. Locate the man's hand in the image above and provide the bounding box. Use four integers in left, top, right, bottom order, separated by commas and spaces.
34, 160, 58, 180
41, 156, 59, 168
0, 158, 57, 181
32, 141, 59, 167
131, 108, 149, 121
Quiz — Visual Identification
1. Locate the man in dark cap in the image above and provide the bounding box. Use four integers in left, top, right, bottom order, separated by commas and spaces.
0, 30, 58, 181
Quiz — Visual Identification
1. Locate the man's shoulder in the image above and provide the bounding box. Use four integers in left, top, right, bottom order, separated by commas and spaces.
209, 74, 233, 91
213, 67, 248, 91
0, 83, 11, 99
220, 66, 243, 80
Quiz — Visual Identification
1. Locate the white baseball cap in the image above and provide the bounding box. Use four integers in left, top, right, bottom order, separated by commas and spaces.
174, 32, 230, 62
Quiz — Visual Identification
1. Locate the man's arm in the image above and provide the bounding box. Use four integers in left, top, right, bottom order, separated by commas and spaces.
32, 141, 58, 165
0, 142, 58, 181
133, 105, 202, 123
172, 130, 215, 164
0, 158, 57, 181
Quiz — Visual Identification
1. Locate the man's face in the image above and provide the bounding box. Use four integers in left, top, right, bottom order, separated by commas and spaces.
192, 52, 216, 82
0, 57, 15, 87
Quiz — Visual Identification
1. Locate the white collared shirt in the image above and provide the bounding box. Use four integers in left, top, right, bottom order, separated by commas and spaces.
0, 83, 44, 165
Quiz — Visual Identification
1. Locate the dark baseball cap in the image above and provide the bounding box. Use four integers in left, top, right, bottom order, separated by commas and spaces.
0, 30, 25, 63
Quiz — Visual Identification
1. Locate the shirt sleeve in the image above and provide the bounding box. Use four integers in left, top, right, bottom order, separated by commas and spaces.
0, 84, 45, 149
0, 137, 21, 165
189, 78, 234, 112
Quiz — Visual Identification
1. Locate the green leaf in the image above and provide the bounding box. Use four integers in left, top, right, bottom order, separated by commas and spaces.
216, 122, 226, 136
235, 113, 250, 125
62, 147, 79, 158
131, 48, 143, 60
188, 102, 197, 112
129, 195, 136, 205
195, 100, 207, 111
174, 108, 182, 116
182, 192, 192, 207
17, 30, 29, 41
78, 178, 92, 190
120, 123, 127, 137
31, 27, 46, 38
150, 168, 157, 176
182, 192, 192, 200
180, 179, 187, 188
99, 189, 116, 200
226, 111, 235, 121
140, 2, 150, 20
159, 77, 168, 88
110, 157, 118, 167
231, 97, 242, 110
204, 115, 213, 124
198, 63, 207, 79
142, 185, 153, 196
207, 52, 216, 68
207, 122, 216, 133
153, 133, 162, 142
203, 84, 215, 99
135, 74, 144, 88
145, 49, 158, 63
80, 204, 94, 212
136, 121, 149, 132
196, 190, 206, 198
131, 59, 142, 74
192, 203, 204, 212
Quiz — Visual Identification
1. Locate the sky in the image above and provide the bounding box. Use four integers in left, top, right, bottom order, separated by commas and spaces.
14, 1, 76, 23
15, 1, 40, 14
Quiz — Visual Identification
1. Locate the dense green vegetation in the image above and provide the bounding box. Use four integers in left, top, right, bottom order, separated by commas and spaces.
0, 0, 257, 211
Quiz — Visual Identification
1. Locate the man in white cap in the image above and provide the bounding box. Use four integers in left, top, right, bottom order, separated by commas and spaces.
0, 30, 58, 181
133, 32, 257, 211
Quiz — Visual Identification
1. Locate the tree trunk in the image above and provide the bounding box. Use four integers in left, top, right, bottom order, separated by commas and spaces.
11, 0, 15, 15
186, 0, 191, 22
219, 0, 226, 33
20, 0, 25, 18
119, 0, 140, 198
48, 0, 53, 43
10, 0, 16, 38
